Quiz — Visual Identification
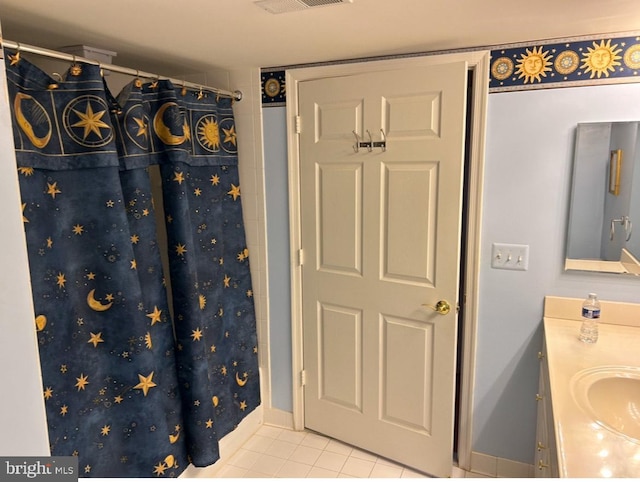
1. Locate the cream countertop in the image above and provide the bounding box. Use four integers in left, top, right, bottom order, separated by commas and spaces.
543, 296, 640, 478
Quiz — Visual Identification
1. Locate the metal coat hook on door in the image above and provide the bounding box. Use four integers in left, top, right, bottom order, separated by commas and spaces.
610, 215, 633, 241
352, 129, 387, 153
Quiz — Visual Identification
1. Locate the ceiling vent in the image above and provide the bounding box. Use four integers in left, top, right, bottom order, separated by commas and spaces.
255, 0, 353, 15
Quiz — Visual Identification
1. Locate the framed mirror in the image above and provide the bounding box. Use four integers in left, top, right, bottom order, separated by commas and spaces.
566, 121, 640, 275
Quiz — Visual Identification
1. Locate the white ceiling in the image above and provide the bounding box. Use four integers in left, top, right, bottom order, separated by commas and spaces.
1, 0, 640, 76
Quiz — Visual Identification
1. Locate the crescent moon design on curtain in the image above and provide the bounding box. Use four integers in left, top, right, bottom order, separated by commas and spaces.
153, 102, 188, 146
14, 92, 52, 149
235, 372, 248, 387
87, 289, 113, 311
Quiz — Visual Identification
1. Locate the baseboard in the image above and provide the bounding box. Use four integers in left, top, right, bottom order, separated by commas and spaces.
470, 451, 534, 478
179, 405, 264, 478
262, 407, 295, 430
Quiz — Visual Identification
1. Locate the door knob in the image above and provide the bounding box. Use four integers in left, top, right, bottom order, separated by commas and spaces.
422, 300, 451, 315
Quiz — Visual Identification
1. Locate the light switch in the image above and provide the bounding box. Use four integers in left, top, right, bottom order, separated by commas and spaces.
491, 243, 529, 271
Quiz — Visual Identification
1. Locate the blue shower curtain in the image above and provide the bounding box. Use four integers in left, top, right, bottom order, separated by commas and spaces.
5, 50, 260, 477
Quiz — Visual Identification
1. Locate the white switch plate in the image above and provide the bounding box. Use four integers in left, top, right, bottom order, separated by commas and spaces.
491, 243, 529, 271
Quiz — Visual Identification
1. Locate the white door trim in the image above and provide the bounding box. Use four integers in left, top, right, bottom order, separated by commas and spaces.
285, 51, 489, 471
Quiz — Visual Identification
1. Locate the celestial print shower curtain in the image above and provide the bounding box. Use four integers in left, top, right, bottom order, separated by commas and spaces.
4, 49, 260, 477
139, 81, 261, 465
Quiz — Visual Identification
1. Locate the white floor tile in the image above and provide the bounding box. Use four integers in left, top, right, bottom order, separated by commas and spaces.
249, 453, 286, 476
276, 459, 313, 478
340, 457, 375, 478
213, 424, 491, 478
276, 428, 308, 445
314, 451, 348, 472
242, 433, 275, 453
290, 445, 323, 465
349, 447, 378, 462
264, 438, 298, 459
215, 464, 248, 478
255, 424, 284, 439
401, 467, 430, 478
307, 466, 339, 478
325, 439, 354, 456
370, 462, 404, 478
375, 457, 404, 469
301, 432, 331, 450
243, 469, 273, 477
227, 448, 261, 470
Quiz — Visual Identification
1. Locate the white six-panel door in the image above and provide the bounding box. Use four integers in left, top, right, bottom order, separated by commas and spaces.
298, 62, 468, 477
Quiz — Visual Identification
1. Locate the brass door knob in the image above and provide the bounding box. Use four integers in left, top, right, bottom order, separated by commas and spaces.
422, 300, 451, 315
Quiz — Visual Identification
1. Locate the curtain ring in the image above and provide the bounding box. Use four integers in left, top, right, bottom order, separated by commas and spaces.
70, 55, 82, 76
9, 42, 21, 65
181, 80, 187, 96
134, 70, 143, 88
49, 72, 62, 88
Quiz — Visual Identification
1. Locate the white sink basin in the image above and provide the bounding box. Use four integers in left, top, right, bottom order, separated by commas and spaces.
570, 366, 640, 442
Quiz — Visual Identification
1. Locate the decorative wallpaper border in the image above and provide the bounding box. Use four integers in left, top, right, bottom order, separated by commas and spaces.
261, 32, 640, 105
261, 70, 287, 106
489, 34, 640, 92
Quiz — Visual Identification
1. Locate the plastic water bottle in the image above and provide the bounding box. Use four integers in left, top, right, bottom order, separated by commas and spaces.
579, 293, 600, 343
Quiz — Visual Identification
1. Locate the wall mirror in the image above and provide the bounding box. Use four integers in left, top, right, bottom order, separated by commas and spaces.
566, 121, 640, 275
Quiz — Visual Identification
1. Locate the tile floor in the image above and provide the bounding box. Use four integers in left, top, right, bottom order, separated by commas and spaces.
214, 424, 480, 478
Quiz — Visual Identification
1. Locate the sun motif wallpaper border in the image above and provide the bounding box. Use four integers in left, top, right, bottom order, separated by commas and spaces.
261, 32, 640, 105
489, 34, 640, 92
261, 70, 287, 106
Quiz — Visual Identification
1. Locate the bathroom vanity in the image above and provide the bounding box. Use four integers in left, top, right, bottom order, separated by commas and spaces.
537, 296, 640, 478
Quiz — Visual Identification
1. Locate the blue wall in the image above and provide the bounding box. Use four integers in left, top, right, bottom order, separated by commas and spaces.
261, 81, 640, 463
476, 82, 640, 462
263, 107, 293, 411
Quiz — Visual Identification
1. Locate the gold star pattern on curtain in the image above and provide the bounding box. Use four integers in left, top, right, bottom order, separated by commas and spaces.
5, 49, 259, 477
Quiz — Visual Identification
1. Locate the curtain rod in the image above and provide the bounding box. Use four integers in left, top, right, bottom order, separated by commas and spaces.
1, 39, 242, 102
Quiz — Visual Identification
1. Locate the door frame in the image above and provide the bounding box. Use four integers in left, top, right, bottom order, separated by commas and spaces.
285, 50, 490, 471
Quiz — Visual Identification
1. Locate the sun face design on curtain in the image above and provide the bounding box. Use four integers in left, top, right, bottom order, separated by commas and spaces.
5, 50, 260, 477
